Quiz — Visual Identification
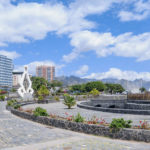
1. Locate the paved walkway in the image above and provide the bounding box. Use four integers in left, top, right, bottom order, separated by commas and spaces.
0, 102, 150, 150
23, 102, 150, 125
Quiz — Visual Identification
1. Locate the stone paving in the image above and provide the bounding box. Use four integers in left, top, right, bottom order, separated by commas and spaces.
23, 101, 150, 125
0, 101, 150, 150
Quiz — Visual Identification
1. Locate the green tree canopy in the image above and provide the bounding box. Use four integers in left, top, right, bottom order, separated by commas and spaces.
105, 83, 125, 94
31, 77, 48, 92
48, 80, 63, 88
38, 85, 50, 98
70, 84, 86, 93
70, 84, 82, 92
85, 81, 105, 92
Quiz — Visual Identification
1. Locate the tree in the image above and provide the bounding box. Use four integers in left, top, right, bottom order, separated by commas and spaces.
105, 83, 125, 94
31, 77, 48, 93
85, 81, 105, 92
70, 84, 82, 92
70, 84, 86, 93
63, 94, 76, 109
105, 83, 114, 94
48, 80, 62, 88
113, 84, 125, 93
90, 89, 100, 97
139, 87, 146, 93
38, 85, 50, 100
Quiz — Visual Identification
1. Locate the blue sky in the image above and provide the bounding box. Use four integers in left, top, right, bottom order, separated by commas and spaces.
0, 0, 150, 81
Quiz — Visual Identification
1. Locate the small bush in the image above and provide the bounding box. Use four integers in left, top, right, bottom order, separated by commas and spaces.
54, 96, 60, 101
33, 107, 49, 117
109, 118, 132, 130
38, 95, 43, 101
82, 95, 87, 99
90, 89, 100, 97
7, 99, 17, 106
0, 95, 5, 101
13, 104, 21, 109
74, 113, 84, 123
63, 94, 76, 109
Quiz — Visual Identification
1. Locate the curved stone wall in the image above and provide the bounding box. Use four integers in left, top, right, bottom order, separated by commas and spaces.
77, 100, 150, 115
9, 107, 150, 143
6, 100, 150, 142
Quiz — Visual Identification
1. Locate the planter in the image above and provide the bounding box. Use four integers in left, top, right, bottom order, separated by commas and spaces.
10, 108, 150, 143
6, 101, 150, 143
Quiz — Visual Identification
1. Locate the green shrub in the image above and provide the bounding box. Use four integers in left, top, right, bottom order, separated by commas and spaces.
7, 101, 13, 106
7, 99, 17, 106
74, 113, 84, 123
38, 85, 49, 98
13, 104, 21, 109
0, 95, 5, 101
90, 89, 100, 97
38, 95, 43, 101
54, 96, 60, 101
63, 94, 76, 109
33, 107, 49, 117
109, 118, 132, 130
82, 95, 87, 99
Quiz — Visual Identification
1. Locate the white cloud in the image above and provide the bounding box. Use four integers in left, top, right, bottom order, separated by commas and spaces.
119, 0, 150, 21
84, 68, 150, 81
58, 0, 128, 34
0, 50, 21, 59
119, 11, 149, 21
0, 1, 68, 46
0, 0, 134, 46
14, 60, 64, 75
63, 30, 150, 62
75, 65, 89, 76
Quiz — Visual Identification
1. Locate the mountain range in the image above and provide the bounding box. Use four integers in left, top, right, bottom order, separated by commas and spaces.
56, 76, 150, 92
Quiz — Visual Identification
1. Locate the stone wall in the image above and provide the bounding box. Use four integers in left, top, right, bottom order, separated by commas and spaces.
88, 99, 126, 108
10, 108, 150, 142
127, 100, 150, 104
125, 103, 150, 110
92, 94, 127, 101
77, 101, 150, 115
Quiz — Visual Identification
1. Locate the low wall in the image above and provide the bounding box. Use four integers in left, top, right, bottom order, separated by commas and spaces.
78, 101, 150, 115
88, 99, 125, 108
92, 95, 127, 101
127, 100, 150, 104
10, 108, 150, 142
125, 103, 150, 110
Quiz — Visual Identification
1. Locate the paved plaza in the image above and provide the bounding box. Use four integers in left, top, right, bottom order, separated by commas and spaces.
0, 102, 150, 150
23, 101, 150, 126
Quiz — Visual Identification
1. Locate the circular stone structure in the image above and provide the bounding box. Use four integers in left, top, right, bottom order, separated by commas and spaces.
77, 95, 150, 115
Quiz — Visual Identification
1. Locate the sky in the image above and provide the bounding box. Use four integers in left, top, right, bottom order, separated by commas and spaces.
0, 0, 150, 81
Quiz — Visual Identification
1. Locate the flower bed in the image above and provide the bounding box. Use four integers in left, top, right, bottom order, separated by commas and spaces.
5, 101, 150, 143
10, 108, 150, 142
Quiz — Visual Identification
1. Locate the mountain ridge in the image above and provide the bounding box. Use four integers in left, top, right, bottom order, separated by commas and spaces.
56, 76, 150, 92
